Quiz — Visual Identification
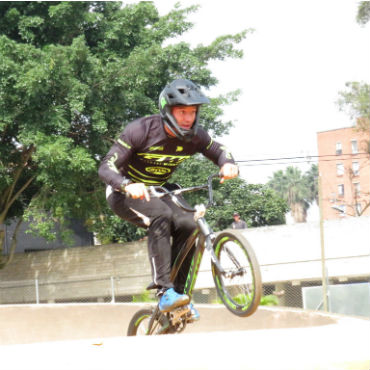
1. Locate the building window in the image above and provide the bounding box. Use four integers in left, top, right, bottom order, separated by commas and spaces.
353, 182, 361, 196
333, 203, 346, 216
338, 204, 346, 213
352, 161, 360, 176
338, 184, 344, 197
336, 142, 342, 155
356, 203, 362, 214
336, 163, 344, 176
351, 140, 358, 154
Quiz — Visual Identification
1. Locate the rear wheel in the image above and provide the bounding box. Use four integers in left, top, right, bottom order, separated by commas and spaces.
127, 308, 169, 336
211, 230, 262, 317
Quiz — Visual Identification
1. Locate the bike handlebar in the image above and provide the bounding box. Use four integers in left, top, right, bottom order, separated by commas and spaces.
148, 173, 219, 212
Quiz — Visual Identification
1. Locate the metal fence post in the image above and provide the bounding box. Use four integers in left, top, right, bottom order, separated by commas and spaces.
110, 276, 115, 303
318, 174, 328, 312
35, 278, 40, 304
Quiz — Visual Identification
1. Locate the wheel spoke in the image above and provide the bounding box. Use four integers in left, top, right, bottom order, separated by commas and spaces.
212, 231, 262, 317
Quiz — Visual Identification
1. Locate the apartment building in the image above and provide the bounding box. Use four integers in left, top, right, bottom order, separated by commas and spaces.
317, 126, 370, 220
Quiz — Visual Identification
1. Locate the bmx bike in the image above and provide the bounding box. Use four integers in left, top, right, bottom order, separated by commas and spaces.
127, 174, 262, 336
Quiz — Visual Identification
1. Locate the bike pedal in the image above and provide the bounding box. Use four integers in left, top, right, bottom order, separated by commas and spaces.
169, 305, 190, 324
172, 304, 190, 315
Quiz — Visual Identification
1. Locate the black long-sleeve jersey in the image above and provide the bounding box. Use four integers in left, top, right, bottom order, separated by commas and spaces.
98, 114, 235, 189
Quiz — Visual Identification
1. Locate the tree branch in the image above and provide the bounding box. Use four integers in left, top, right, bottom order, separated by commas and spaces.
0, 174, 36, 224
0, 218, 23, 269
5, 145, 35, 206
0, 227, 5, 255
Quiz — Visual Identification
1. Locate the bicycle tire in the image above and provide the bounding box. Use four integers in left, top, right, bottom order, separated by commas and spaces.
127, 308, 168, 336
211, 230, 262, 317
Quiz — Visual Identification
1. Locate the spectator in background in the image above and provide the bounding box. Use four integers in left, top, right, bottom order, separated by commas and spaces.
231, 212, 247, 229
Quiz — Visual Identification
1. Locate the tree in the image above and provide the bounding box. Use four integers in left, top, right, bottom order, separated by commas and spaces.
328, 160, 370, 218
356, 1, 370, 25
304, 164, 319, 204
0, 1, 252, 264
337, 82, 370, 153
337, 83, 370, 156
335, 3, 370, 153
346, 164, 370, 217
267, 165, 318, 223
171, 157, 288, 230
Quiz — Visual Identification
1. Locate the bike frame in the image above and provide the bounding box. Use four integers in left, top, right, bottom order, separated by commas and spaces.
150, 174, 228, 300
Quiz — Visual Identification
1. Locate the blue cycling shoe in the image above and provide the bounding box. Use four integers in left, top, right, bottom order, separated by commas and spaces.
189, 303, 200, 321
159, 288, 190, 313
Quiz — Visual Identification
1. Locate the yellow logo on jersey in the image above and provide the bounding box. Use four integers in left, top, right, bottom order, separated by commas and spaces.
176, 146, 183, 152
137, 153, 190, 164
145, 167, 171, 175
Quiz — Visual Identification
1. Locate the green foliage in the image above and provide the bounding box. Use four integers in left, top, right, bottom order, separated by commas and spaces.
304, 164, 319, 203
0, 1, 251, 255
337, 82, 370, 123
171, 156, 288, 230
337, 81, 369, 153
260, 295, 279, 306
132, 290, 156, 303
90, 211, 147, 244
211, 293, 279, 306
356, 1, 370, 25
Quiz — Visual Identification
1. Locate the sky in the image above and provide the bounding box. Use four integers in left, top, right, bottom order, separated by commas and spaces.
151, 0, 370, 184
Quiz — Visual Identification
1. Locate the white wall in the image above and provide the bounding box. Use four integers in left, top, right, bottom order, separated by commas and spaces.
195, 216, 370, 288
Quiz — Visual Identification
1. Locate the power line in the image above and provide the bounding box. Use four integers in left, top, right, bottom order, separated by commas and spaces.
236, 152, 369, 162
238, 160, 317, 167
235, 152, 369, 166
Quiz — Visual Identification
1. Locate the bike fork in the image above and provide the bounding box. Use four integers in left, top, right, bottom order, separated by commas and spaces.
207, 238, 246, 279
197, 217, 227, 276
146, 306, 169, 335
207, 240, 226, 275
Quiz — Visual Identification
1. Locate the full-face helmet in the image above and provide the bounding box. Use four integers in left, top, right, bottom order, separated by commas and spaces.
159, 79, 210, 141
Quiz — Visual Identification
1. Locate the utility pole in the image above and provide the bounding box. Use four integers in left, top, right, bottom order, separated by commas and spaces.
318, 174, 329, 312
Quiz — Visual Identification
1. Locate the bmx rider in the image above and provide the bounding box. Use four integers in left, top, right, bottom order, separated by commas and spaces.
98, 79, 238, 319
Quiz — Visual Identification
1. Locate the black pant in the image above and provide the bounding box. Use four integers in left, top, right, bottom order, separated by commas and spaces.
107, 189, 196, 292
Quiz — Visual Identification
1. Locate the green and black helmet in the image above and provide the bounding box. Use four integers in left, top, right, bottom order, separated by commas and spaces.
159, 79, 210, 141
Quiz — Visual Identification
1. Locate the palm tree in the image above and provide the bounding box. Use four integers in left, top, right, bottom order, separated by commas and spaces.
267, 166, 317, 223
304, 164, 319, 204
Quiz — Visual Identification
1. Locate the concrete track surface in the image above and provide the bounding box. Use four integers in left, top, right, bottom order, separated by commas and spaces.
0, 303, 369, 370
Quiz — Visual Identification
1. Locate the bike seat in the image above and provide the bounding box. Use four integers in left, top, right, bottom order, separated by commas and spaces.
146, 282, 160, 290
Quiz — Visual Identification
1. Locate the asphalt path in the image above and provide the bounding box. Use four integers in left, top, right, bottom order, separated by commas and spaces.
0, 304, 369, 370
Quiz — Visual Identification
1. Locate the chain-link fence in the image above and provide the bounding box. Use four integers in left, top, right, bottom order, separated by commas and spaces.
1, 256, 369, 318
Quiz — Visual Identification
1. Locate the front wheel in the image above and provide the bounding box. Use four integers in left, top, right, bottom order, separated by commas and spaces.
127, 308, 169, 336
211, 230, 262, 317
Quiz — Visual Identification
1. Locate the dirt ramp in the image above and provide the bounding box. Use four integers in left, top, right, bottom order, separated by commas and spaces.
0, 303, 346, 345
1, 304, 369, 370
185, 305, 339, 333
0, 303, 138, 344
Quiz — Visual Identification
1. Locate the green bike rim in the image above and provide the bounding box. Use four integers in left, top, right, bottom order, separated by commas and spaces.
214, 236, 255, 309
135, 314, 150, 327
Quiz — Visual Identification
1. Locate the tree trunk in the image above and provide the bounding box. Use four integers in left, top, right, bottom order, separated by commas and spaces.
0, 226, 5, 256
290, 202, 307, 223
0, 219, 23, 269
